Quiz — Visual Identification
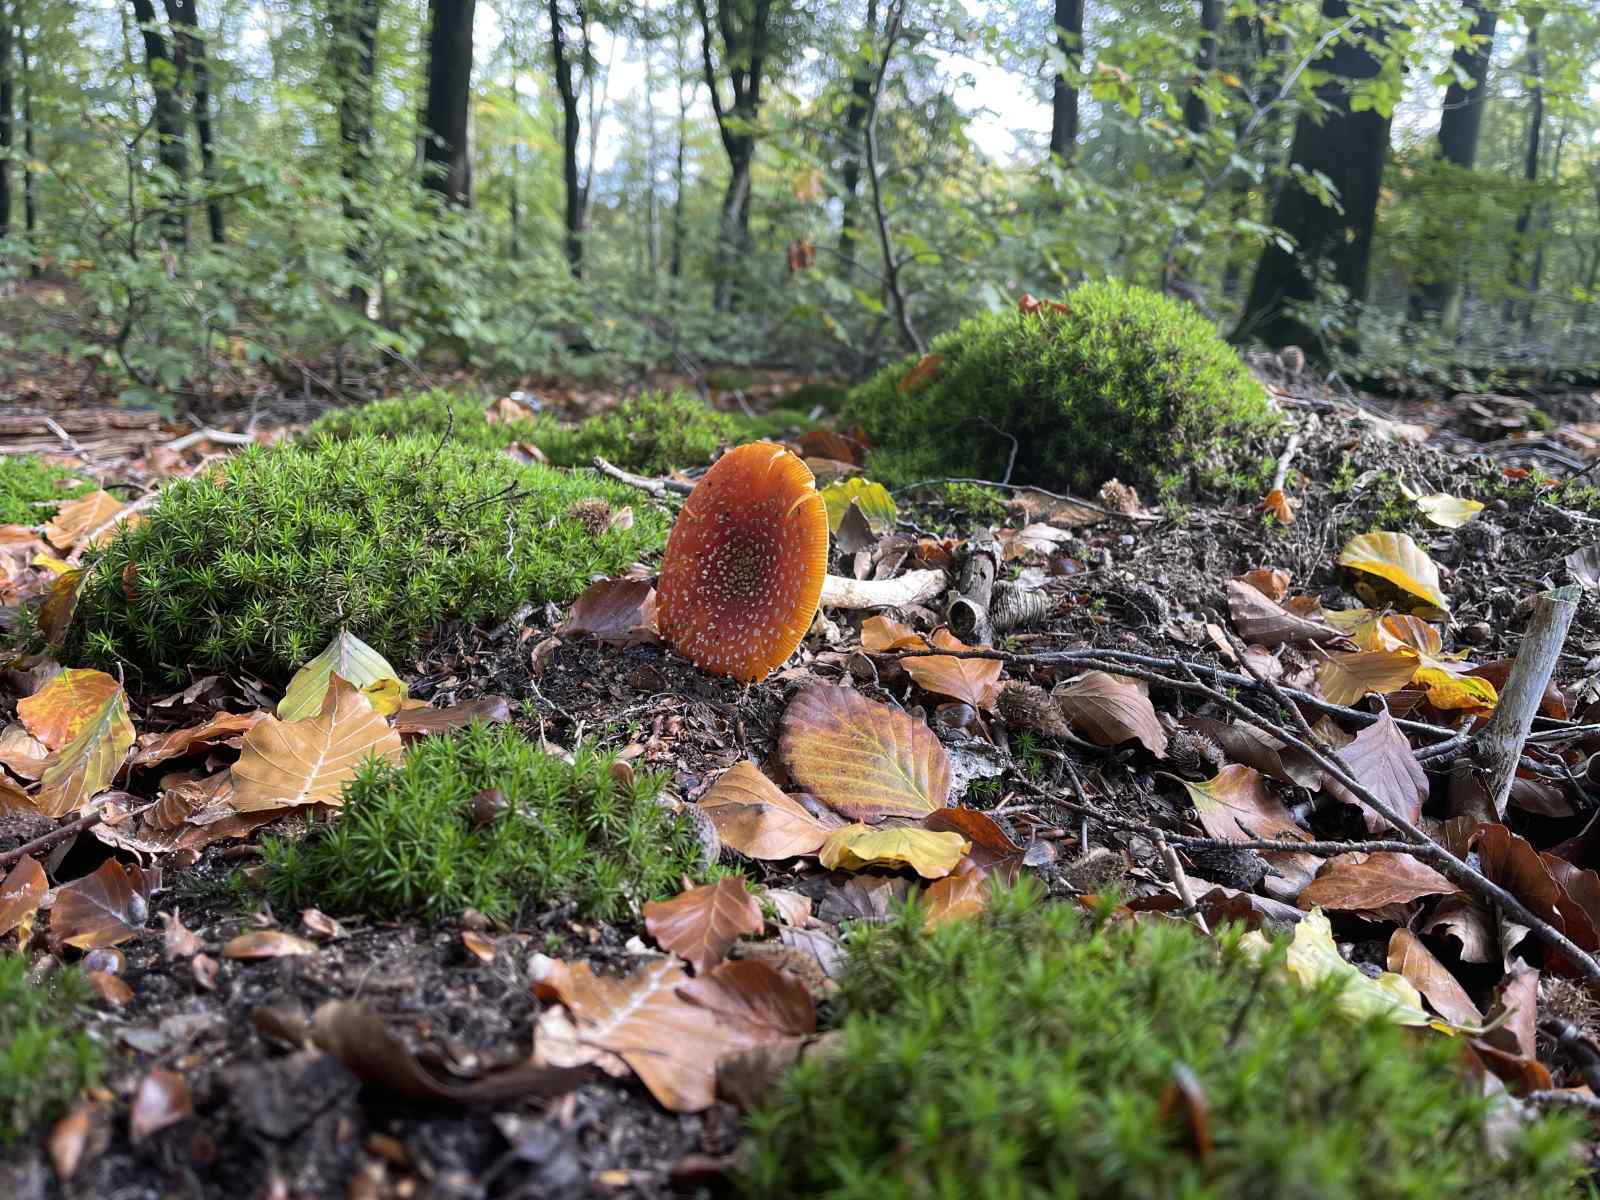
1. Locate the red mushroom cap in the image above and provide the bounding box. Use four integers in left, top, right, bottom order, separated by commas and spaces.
656, 442, 829, 682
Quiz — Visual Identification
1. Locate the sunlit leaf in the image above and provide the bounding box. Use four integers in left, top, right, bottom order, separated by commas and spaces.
1337, 532, 1449, 613
232, 677, 404, 813
278, 630, 405, 722
1413, 667, 1497, 714
1055, 672, 1167, 756
817, 823, 970, 879
1416, 493, 1483, 529
697, 761, 837, 859
643, 878, 764, 974
18, 668, 122, 751
819, 478, 897, 534
51, 859, 151, 949
35, 690, 135, 818
1315, 649, 1418, 706
779, 685, 949, 820
903, 629, 1003, 709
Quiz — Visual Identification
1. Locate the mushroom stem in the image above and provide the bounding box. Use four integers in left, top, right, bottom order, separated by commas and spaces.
819, 569, 946, 610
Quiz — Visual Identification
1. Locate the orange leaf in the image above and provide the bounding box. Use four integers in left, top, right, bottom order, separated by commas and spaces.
223, 930, 317, 959
35, 689, 135, 818
903, 629, 1003, 710
697, 762, 837, 860
38, 568, 86, 644
897, 352, 944, 395
1388, 928, 1483, 1027
1055, 672, 1168, 757
44, 490, 127, 553
129, 1069, 192, 1142
132, 710, 268, 767
52, 859, 152, 949
1298, 852, 1456, 912
779, 685, 949, 820
922, 872, 990, 928
1173, 765, 1303, 844
0, 856, 47, 940
18, 668, 122, 750
642, 878, 764, 974
1262, 488, 1295, 525
860, 615, 927, 653
230, 677, 404, 812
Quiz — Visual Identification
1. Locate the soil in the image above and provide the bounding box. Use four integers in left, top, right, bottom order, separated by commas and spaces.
2, 365, 1599, 1199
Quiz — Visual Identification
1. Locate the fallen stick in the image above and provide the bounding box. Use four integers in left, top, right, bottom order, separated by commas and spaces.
945, 534, 999, 645
0, 806, 106, 870
163, 427, 258, 454
592, 456, 693, 498
820, 569, 945, 610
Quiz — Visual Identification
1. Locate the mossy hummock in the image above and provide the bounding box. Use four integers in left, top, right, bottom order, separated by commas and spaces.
745, 884, 1581, 1200
0, 955, 101, 1148
72, 435, 667, 682
263, 724, 704, 923
841, 280, 1277, 497
0, 455, 95, 525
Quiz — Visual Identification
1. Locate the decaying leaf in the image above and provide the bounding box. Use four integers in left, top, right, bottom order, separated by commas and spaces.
48, 1102, 109, 1182
922, 872, 990, 927
779, 685, 950, 820
129, 1068, 192, 1142
1337, 532, 1450, 613
643, 878, 765, 974
903, 629, 1003, 709
897, 352, 944, 394
45, 491, 128, 553
924, 807, 1027, 882
1055, 672, 1168, 757
817, 823, 970, 879
0, 723, 51, 781
231, 677, 404, 813
132, 710, 268, 768
1173, 765, 1304, 845
557, 579, 660, 645
1179, 717, 1320, 789
223, 930, 317, 959
1297, 852, 1456, 913
52, 858, 153, 949
676, 960, 818, 1039
1333, 710, 1428, 834
278, 630, 405, 722
1225, 579, 1336, 648
393, 696, 513, 738
35, 689, 136, 818
860, 615, 927, 653
17, 668, 122, 750
0, 855, 47, 940
697, 762, 836, 860
1388, 928, 1482, 1027
1316, 649, 1419, 706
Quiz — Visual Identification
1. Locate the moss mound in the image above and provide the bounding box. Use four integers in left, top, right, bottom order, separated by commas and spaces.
0, 455, 95, 525
746, 884, 1580, 1200
263, 724, 703, 923
304, 389, 796, 477
841, 281, 1277, 497
0, 956, 101, 1148
73, 436, 666, 682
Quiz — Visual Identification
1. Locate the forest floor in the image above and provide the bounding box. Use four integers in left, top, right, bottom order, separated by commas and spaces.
2, 359, 1600, 1199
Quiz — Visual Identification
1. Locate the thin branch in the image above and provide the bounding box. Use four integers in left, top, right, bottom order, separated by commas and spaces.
863, 0, 923, 354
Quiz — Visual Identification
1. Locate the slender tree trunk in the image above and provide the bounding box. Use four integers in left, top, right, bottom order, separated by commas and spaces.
1506, 15, 1541, 327
1525, 117, 1566, 334
714, 138, 753, 310
838, 0, 877, 271
1411, 0, 1496, 327
0, 3, 12, 243
1236, 0, 1393, 350
669, 24, 688, 285
643, 42, 659, 283
549, 0, 583, 274
1183, 0, 1220, 137
19, 20, 34, 275
507, 78, 521, 260
1048, 0, 1083, 161
421, 0, 475, 205
162, 0, 222, 243
130, 0, 189, 247
332, 0, 380, 306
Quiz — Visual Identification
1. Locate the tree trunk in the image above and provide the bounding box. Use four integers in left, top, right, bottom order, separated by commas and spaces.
507, 78, 521, 260
331, 0, 380, 306
669, 23, 688, 285
130, 0, 189, 247
19, 19, 34, 274
162, 0, 222, 244
1183, 0, 1221, 137
549, 0, 583, 275
1048, 0, 1083, 161
1236, 0, 1393, 350
1411, 0, 1496, 327
838, 0, 877, 271
1506, 15, 1541, 327
421, 0, 475, 206
643, 43, 659, 283
0, 3, 12, 243
714, 138, 753, 312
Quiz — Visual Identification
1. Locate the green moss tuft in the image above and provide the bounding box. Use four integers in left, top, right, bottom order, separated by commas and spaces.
0, 955, 102, 1148
746, 882, 1582, 1200
841, 281, 1278, 498
0, 455, 95, 525
72, 436, 667, 682
301, 390, 539, 453
262, 724, 703, 923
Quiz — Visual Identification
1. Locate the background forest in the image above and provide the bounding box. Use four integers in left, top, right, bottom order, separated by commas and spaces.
1, 0, 1596, 409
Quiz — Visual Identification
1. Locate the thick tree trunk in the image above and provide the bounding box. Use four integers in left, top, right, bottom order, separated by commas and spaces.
162, 0, 222, 244
1048, 0, 1083, 161
838, 0, 877, 271
1411, 0, 1496, 327
1236, 0, 1392, 350
332, 0, 380, 305
1183, 0, 1221, 137
421, 0, 475, 206
130, 0, 189, 247
1506, 16, 1541, 327
549, 0, 584, 275
0, 5, 12, 242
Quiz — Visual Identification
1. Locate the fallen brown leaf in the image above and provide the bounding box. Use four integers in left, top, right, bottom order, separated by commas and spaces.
643, 878, 764, 974
129, 1068, 192, 1141
223, 930, 318, 959
52, 859, 152, 949
48, 1102, 109, 1182
1333, 710, 1428, 834
393, 696, 513, 738
1055, 672, 1168, 757
903, 629, 1003, 710
696, 762, 837, 860
17, 668, 122, 750
132, 710, 268, 768
0, 855, 47, 940
779, 685, 949, 820
34, 688, 136, 818
557, 579, 660, 645
1388, 928, 1482, 1027
1298, 852, 1456, 913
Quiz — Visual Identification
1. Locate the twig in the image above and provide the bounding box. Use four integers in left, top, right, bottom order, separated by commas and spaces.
1269, 432, 1302, 494
44, 417, 94, 465
1524, 1091, 1600, 1117
592, 456, 692, 498
820, 570, 946, 610
891, 477, 1162, 524
1156, 832, 1210, 935
0, 807, 106, 870
162, 427, 258, 454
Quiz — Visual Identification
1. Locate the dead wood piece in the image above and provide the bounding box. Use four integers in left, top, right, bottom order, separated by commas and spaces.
990, 582, 1053, 633
819, 569, 945, 611
945, 534, 999, 645
591, 456, 693, 498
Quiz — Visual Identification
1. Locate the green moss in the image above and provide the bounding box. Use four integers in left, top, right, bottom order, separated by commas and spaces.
0, 955, 102, 1148
783, 381, 851, 414
262, 724, 703, 923
746, 883, 1582, 1200
72, 436, 667, 683
841, 281, 1278, 499
0, 455, 95, 525
301, 390, 539, 452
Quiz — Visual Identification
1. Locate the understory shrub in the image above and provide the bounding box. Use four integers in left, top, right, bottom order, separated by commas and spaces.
262, 724, 703, 923
0, 955, 101, 1148
0, 455, 95, 525
745, 883, 1582, 1200
72, 435, 667, 682
841, 280, 1278, 497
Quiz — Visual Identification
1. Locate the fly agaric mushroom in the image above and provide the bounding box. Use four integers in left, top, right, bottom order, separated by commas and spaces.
657, 442, 829, 681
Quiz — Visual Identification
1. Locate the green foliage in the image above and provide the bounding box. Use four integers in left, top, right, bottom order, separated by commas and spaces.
72, 436, 667, 682
303, 388, 801, 477
841, 282, 1278, 498
0, 955, 102, 1149
0, 456, 95, 525
745, 883, 1583, 1200
262, 724, 703, 923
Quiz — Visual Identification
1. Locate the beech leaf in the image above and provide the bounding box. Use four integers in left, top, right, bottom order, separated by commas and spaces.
557, 579, 660, 645
278, 629, 405, 722
697, 761, 837, 860
1416, 494, 1483, 529
817, 823, 970, 879
393, 696, 514, 738
129, 1069, 192, 1142
922, 872, 990, 927
1333, 710, 1428, 834
1388, 928, 1482, 1027
643, 878, 765, 974
779, 685, 949, 820
819, 478, 896, 534
860, 615, 927, 652
0, 855, 47, 940
1297, 852, 1456, 913
903, 629, 1003, 709
231, 677, 404, 813
52, 859, 152, 949
1055, 672, 1168, 757
224, 930, 318, 959
132, 710, 268, 768
1316, 649, 1419, 706
35, 689, 135, 819
1337, 532, 1450, 613
1225, 579, 1335, 648
1174, 765, 1304, 844
675, 959, 818, 1038
17, 668, 122, 751
44, 491, 129, 553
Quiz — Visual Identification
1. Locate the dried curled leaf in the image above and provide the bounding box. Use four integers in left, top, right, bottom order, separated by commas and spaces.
903, 629, 1003, 710
780, 685, 949, 820
1055, 672, 1168, 757
697, 762, 836, 860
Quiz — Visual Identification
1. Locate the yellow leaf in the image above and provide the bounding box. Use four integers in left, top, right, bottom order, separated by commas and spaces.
1416, 493, 1483, 529
1337, 532, 1450, 613
30, 553, 73, 576
35, 691, 136, 819
818, 823, 970, 879
1413, 667, 1497, 714
819, 478, 897, 535
779, 685, 950, 821
232, 677, 404, 812
1316, 649, 1419, 706
278, 629, 405, 722
18, 668, 123, 750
